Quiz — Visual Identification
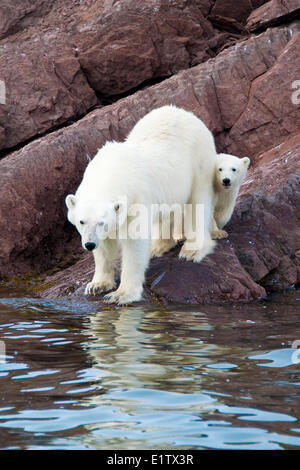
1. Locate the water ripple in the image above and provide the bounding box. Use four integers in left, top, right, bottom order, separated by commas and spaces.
0, 288, 299, 449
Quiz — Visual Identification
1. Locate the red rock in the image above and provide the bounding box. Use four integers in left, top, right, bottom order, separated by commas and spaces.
247, 0, 300, 31
0, 33, 98, 151
211, 0, 269, 23
0, 126, 103, 277
0, 0, 55, 40
228, 133, 300, 291
77, 0, 217, 96
0, 0, 268, 153
226, 31, 300, 160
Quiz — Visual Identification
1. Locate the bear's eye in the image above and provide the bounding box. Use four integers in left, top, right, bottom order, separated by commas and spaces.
80, 220, 85, 225
218, 168, 222, 172
232, 168, 236, 172
98, 221, 104, 226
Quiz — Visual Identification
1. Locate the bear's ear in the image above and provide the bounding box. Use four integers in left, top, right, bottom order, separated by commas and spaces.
65, 194, 77, 210
242, 157, 250, 168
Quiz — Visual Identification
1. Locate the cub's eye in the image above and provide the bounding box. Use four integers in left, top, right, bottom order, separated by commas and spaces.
80, 220, 85, 225
232, 168, 236, 172
98, 221, 104, 226
218, 168, 222, 172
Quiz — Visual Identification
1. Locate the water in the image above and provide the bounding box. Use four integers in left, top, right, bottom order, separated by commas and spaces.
0, 286, 300, 450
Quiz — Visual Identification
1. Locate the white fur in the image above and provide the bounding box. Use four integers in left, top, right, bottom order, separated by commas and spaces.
66, 105, 218, 305
211, 153, 250, 239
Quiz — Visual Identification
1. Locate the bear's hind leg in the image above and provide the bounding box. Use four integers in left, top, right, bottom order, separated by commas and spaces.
150, 220, 178, 258
179, 186, 216, 263
151, 238, 177, 257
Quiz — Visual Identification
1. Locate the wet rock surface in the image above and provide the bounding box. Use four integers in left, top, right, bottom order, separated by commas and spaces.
0, 2, 299, 305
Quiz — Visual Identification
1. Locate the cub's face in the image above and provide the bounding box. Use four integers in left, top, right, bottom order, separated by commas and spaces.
215, 153, 250, 190
65, 195, 127, 251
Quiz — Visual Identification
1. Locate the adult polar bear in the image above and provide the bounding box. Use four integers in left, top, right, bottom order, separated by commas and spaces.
66, 106, 217, 305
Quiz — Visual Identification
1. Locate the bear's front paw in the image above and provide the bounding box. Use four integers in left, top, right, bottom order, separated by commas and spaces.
103, 288, 142, 305
85, 280, 116, 296
211, 229, 228, 240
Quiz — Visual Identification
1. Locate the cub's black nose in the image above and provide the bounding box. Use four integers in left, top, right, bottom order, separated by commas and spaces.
85, 242, 96, 251
222, 178, 231, 187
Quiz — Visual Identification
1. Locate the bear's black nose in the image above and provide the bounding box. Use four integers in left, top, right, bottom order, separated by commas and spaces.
222, 178, 231, 187
85, 242, 96, 251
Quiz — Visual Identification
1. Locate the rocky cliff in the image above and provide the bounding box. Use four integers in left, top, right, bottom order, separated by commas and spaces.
0, 0, 299, 305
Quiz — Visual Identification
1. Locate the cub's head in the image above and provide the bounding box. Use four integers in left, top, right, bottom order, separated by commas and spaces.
65, 195, 127, 251
215, 153, 250, 190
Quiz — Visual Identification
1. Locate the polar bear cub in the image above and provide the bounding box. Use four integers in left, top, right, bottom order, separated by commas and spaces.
65, 105, 217, 305
211, 153, 250, 239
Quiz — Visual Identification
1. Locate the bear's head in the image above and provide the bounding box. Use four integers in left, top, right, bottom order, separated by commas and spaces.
65, 195, 127, 251
214, 153, 250, 191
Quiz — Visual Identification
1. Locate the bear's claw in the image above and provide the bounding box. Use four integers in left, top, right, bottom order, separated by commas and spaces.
104, 289, 142, 305
85, 280, 116, 296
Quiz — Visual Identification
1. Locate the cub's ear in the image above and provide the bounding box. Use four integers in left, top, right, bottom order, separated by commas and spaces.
65, 194, 77, 210
242, 157, 250, 168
